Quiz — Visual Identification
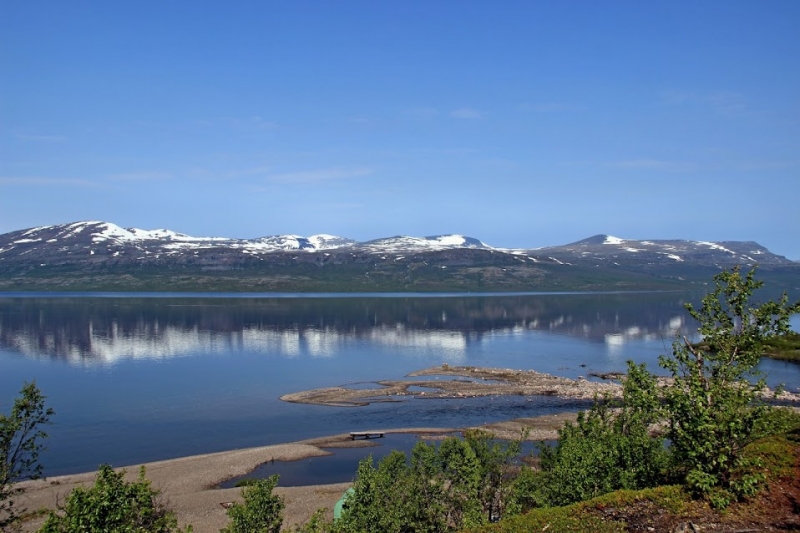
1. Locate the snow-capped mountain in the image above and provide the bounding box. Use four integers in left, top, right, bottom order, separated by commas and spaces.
537, 234, 795, 267
0, 221, 357, 254
0, 222, 796, 293
0, 221, 496, 259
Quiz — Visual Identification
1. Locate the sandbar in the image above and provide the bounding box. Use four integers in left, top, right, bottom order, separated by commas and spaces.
280, 365, 623, 407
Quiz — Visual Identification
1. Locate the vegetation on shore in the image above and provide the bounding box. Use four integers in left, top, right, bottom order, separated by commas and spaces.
764, 330, 800, 361
38, 465, 191, 533
473, 425, 800, 533
698, 329, 800, 362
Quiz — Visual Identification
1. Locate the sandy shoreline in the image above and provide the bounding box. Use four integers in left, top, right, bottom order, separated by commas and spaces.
14, 417, 576, 533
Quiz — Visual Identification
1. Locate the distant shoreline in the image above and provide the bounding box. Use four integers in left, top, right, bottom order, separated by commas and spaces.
0, 288, 689, 297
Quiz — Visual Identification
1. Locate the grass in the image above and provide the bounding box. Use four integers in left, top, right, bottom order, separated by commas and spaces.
468, 505, 627, 532
468, 486, 693, 533
763, 331, 800, 361
692, 331, 800, 362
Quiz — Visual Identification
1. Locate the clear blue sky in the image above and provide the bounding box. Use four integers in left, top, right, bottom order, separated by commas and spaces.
2, 1, 798, 258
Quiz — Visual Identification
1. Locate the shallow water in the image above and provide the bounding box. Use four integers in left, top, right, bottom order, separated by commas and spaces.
0, 292, 798, 476
219, 434, 424, 488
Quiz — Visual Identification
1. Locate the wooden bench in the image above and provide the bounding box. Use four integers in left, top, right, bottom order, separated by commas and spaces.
350, 431, 385, 440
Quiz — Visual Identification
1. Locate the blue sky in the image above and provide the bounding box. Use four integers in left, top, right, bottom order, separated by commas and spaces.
2, 2, 799, 258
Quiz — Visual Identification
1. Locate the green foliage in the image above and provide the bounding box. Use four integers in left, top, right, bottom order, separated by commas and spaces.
334, 431, 522, 532
334, 451, 427, 533
461, 429, 523, 523
520, 432, 799, 527
659, 267, 800, 506
39, 464, 189, 533
221, 475, 284, 533
534, 361, 668, 507
1, 382, 54, 532
506, 466, 539, 514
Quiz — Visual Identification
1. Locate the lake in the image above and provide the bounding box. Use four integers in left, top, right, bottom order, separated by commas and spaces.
1, 291, 799, 477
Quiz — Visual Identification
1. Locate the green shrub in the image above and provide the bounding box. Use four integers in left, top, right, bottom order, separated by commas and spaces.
334, 431, 522, 532
221, 475, 284, 533
38, 464, 189, 533
1, 382, 53, 531
506, 466, 542, 514
659, 267, 800, 506
534, 361, 668, 507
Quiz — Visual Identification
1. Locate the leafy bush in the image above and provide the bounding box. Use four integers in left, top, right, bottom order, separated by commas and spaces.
221, 475, 284, 533
39, 464, 189, 533
659, 267, 800, 507
334, 430, 522, 532
533, 361, 668, 507
506, 465, 539, 514
1, 382, 53, 531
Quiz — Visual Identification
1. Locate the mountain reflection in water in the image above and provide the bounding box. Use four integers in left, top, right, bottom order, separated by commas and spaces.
0, 293, 694, 365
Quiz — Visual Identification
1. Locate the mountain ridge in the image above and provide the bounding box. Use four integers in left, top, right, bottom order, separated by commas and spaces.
0, 221, 797, 292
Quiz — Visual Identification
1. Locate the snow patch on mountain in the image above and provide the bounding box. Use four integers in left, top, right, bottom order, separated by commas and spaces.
93, 223, 227, 244
431, 235, 473, 246
359, 234, 490, 252
698, 241, 735, 254
307, 234, 355, 249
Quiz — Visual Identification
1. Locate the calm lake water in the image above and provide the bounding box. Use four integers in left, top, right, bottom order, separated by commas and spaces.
1, 291, 799, 477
